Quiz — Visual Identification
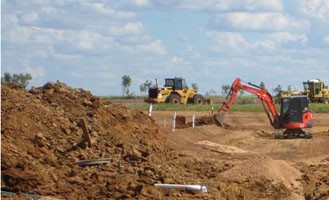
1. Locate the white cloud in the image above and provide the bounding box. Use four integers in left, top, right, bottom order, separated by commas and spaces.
243, 0, 283, 12
118, 0, 283, 12
81, 2, 135, 19
20, 11, 39, 23
209, 12, 309, 33
269, 32, 307, 44
136, 40, 167, 55
132, 0, 150, 7
323, 36, 329, 44
2, 1, 166, 56
109, 22, 146, 36
171, 56, 184, 65
252, 32, 307, 50
205, 31, 248, 51
205, 30, 308, 53
25, 66, 45, 78
300, 0, 329, 20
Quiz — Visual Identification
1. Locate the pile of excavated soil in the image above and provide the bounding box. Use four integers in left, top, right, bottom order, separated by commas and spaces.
1, 82, 168, 199
219, 157, 303, 199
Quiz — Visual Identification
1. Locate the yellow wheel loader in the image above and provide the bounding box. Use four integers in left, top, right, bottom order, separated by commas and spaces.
144, 77, 205, 105
277, 79, 329, 104
303, 79, 329, 104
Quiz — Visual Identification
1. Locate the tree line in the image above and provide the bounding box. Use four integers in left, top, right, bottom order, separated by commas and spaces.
1, 72, 291, 97
122, 75, 288, 97
1, 72, 32, 88
121, 74, 201, 97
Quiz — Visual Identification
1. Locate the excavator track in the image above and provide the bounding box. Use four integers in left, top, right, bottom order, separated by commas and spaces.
274, 129, 313, 139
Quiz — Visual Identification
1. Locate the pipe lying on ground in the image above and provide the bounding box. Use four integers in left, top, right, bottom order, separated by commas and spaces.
154, 183, 208, 193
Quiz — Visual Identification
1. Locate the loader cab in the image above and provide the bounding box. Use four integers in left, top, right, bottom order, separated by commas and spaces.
303, 79, 324, 97
164, 78, 187, 91
280, 96, 309, 123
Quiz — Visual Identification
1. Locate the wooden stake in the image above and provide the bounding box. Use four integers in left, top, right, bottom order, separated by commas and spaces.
80, 118, 92, 148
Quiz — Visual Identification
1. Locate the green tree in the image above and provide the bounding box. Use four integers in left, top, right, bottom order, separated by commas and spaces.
1, 72, 32, 88
221, 84, 231, 94
191, 83, 198, 91
121, 74, 132, 96
273, 84, 282, 95
260, 81, 266, 89
140, 79, 153, 94
205, 89, 216, 96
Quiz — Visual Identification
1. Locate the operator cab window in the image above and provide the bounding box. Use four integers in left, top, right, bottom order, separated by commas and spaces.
182, 79, 187, 89
175, 80, 182, 90
165, 79, 174, 88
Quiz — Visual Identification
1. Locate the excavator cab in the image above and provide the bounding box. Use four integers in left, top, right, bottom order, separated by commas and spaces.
277, 95, 312, 138
280, 96, 308, 124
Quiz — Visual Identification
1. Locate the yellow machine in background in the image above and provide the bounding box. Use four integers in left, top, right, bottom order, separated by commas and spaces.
303, 79, 329, 104
277, 79, 329, 104
144, 77, 206, 105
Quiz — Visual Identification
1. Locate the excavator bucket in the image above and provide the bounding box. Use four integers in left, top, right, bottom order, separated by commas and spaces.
213, 113, 225, 127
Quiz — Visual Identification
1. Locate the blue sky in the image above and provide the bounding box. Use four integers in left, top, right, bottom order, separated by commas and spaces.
2, 0, 329, 95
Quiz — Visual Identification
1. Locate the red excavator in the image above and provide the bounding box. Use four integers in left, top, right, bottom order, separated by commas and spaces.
213, 78, 313, 138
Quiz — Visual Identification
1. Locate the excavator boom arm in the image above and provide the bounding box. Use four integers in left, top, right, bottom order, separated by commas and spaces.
214, 78, 280, 128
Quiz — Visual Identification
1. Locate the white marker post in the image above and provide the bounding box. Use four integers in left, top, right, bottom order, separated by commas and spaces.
148, 103, 153, 117
192, 113, 195, 128
172, 111, 176, 132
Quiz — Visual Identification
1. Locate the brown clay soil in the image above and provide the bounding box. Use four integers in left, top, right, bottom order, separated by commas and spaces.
1, 82, 329, 200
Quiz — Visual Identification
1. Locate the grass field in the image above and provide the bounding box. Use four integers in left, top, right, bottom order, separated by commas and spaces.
104, 95, 329, 113
127, 103, 329, 113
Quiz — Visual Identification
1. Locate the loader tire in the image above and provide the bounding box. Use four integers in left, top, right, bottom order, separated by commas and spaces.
193, 94, 204, 105
167, 94, 181, 104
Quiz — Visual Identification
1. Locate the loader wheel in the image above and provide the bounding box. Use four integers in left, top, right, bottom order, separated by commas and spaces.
167, 94, 181, 104
193, 94, 204, 105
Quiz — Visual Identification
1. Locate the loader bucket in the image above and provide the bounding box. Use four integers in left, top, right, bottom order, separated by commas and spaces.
213, 113, 225, 127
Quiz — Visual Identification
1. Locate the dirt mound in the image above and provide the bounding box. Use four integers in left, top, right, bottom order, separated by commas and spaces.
300, 163, 329, 200
1, 82, 166, 199
220, 156, 303, 199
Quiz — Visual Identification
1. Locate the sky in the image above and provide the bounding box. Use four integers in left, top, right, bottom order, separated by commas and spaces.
2, 0, 329, 96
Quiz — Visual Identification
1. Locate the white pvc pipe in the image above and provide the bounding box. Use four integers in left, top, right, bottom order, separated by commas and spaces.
154, 184, 208, 193
172, 111, 176, 132
192, 113, 195, 128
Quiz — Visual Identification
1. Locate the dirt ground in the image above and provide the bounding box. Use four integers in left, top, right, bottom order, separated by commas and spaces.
151, 111, 329, 199
1, 82, 329, 199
